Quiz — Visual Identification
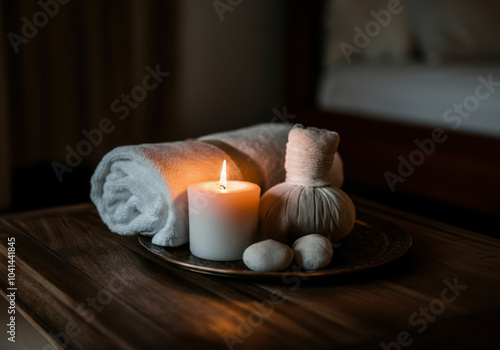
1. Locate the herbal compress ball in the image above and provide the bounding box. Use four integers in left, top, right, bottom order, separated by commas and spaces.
259, 124, 356, 244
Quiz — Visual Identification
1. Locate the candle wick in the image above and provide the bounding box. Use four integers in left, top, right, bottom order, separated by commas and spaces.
219, 184, 226, 190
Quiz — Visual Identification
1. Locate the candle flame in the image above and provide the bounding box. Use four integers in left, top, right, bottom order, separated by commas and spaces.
219, 160, 227, 189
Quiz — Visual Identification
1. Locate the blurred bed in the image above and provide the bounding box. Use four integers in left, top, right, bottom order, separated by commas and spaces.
286, 0, 500, 221
317, 0, 500, 137
318, 63, 500, 138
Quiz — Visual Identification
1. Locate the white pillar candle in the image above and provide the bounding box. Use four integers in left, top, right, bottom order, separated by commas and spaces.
188, 161, 260, 261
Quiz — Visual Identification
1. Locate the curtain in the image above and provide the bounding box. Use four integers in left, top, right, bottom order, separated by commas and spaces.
1, 0, 178, 210
3, 0, 178, 166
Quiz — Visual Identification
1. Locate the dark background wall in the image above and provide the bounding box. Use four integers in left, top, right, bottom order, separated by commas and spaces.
0, 0, 285, 212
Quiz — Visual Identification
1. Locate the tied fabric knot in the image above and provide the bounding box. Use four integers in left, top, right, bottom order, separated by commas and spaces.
285, 143, 336, 187
259, 125, 355, 244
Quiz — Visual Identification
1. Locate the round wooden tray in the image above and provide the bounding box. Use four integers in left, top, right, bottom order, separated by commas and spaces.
138, 212, 412, 279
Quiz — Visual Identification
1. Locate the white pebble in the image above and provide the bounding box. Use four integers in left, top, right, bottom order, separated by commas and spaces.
243, 239, 294, 272
292, 234, 333, 270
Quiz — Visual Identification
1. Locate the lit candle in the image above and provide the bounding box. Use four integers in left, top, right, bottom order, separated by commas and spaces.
188, 160, 261, 261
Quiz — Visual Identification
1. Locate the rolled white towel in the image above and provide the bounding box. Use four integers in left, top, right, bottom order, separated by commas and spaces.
90, 123, 344, 246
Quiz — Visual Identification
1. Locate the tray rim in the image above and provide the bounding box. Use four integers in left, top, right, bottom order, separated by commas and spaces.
138, 214, 412, 279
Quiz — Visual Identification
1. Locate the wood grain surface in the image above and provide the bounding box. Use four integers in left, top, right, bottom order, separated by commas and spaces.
0, 198, 499, 350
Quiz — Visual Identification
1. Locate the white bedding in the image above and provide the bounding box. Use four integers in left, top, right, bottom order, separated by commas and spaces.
317, 63, 500, 138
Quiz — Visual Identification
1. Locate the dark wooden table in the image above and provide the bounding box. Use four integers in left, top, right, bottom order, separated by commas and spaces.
1, 198, 499, 350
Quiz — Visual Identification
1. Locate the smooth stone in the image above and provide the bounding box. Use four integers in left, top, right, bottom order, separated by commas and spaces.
292, 234, 333, 270
243, 239, 294, 272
